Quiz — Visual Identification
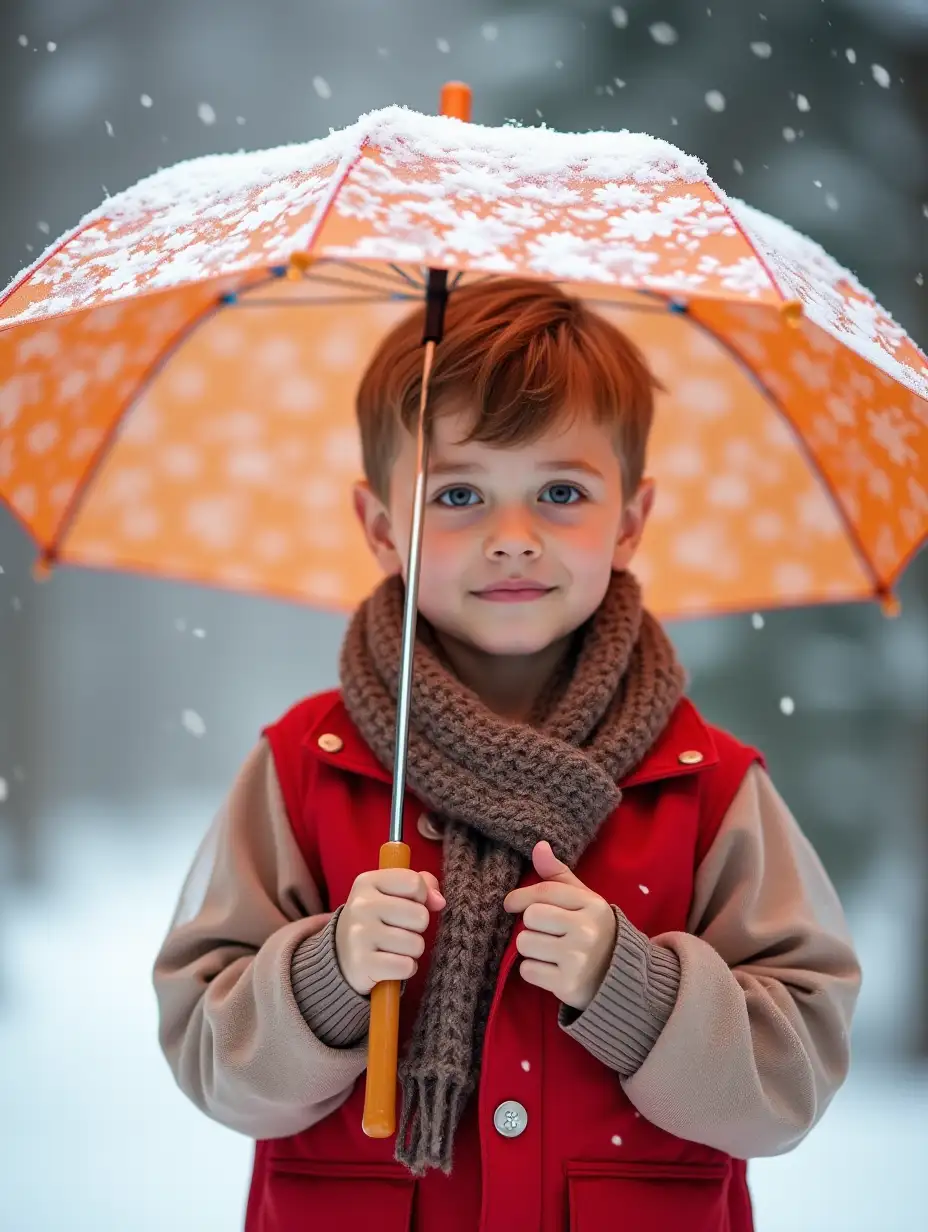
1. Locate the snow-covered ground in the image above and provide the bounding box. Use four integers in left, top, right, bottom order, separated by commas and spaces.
0, 799, 923, 1232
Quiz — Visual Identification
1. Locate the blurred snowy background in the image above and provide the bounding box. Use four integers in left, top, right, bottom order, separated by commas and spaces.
1, 1, 926, 1229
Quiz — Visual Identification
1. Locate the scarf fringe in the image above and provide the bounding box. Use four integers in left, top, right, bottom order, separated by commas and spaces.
395, 1074, 472, 1177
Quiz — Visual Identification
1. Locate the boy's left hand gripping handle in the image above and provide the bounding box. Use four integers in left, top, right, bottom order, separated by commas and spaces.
362, 840, 412, 1138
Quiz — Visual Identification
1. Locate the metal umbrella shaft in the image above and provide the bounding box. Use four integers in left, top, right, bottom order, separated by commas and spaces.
362, 269, 447, 1139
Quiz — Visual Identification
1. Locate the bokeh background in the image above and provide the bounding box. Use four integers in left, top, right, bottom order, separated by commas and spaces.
1, 1, 926, 1229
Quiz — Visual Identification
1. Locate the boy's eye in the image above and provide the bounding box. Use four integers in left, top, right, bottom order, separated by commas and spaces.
436, 485, 480, 508
540, 483, 583, 505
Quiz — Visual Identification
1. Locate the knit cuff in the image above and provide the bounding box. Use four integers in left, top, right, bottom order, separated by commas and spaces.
291, 906, 371, 1049
558, 906, 680, 1077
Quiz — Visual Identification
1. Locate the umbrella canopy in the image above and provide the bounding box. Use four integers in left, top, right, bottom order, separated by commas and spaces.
1, 104, 926, 617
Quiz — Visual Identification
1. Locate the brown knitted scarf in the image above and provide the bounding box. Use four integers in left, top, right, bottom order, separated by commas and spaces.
339, 569, 685, 1177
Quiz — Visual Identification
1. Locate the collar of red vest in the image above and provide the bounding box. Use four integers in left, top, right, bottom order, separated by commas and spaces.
301, 692, 719, 789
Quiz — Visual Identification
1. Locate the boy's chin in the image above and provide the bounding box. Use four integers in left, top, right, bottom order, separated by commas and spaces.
456, 619, 565, 659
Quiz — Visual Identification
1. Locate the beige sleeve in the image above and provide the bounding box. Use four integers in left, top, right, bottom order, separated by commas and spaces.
562, 763, 861, 1158
152, 738, 371, 1140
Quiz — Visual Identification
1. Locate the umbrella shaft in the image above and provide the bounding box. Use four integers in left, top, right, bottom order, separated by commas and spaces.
389, 340, 436, 844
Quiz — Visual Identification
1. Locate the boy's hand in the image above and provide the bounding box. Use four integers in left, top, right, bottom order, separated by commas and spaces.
335, 866, 446, 997
503, 841, 617, 1012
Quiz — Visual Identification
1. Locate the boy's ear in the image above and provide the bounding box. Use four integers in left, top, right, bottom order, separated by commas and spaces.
612, 477, 655, 572
352, 480, 402, 577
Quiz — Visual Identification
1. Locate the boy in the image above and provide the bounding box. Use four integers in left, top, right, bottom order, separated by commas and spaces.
154, 278, 861, 1232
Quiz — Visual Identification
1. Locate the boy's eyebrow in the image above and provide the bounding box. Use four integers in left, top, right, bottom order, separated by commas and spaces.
428, 459, 606, 479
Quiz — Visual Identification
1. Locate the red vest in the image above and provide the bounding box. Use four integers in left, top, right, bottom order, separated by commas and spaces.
249, 690, 760, 1232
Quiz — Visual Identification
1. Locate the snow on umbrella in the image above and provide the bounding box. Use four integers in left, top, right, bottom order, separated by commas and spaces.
2, 83, 927, 1136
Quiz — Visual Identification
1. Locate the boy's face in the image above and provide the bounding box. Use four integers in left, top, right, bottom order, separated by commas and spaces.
354, 404, 653, 659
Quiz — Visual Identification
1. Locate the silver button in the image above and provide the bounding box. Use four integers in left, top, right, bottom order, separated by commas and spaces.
417, 813, 444, 841
493, 1100, 528, 1139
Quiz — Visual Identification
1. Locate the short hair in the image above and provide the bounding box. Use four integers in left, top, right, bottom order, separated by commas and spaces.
355, 276, 662, 503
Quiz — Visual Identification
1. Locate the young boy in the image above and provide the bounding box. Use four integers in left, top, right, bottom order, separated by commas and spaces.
153, 278, 861, 1232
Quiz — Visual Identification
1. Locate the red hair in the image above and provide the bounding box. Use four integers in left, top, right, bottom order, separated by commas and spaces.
356, 277, 661, 501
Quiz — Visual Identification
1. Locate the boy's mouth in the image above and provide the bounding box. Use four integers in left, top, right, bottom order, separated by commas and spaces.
473, 580, 556, 603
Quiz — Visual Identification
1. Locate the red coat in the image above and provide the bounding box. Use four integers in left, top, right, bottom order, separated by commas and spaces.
249, 690, 759, 1232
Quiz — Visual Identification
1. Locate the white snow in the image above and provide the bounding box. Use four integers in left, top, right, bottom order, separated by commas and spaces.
313, 76, 332, 99
197, 103, 217, 126
846, 49, 857, 64
140, 93, 153, 108
0, 776, 8, 802
750, 42, 772, 58
649, 22, 678, 45
181, 709, 206, 737
481, 24, 498, 42
639, 884, 650, 894
705, 90, 726, 112
751, 613, 765, 629
796, 94, 810, 112
779, 697, 796, 715
871, 64, 891, 88
611, 7, 629, 28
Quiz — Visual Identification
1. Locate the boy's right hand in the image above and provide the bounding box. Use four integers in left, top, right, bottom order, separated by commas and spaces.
335, 867, 446, 996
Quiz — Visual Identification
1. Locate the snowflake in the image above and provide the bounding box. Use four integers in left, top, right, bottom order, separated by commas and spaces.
866, 408, 919, 467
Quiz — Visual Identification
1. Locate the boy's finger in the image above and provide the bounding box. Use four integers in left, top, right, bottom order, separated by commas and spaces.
419, 870, 447, 909
504, 882, 587, 914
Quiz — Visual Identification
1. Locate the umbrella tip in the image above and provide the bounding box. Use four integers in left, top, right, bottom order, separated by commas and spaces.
32, 556, 53, 583
440, 82, 472, 122
780, 299, 804, 327
879, 592, 901, 618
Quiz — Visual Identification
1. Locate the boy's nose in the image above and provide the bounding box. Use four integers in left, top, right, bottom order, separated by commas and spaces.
484, 511, 543, 560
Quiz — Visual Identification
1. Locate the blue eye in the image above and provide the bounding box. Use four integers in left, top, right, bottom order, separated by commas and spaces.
540, 483, 583, 505
436, 486, 480, 508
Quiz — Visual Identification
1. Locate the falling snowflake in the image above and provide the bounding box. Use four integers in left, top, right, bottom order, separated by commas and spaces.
922, 204, 928, 218
705, 90, 726, 112
733, 158, 744, 174
174, 618, 187, 632
140, 93, 153, 108
436, 37, 450, 53
37, 221, 50, 234
796, 94, 810, 112
750, 42, 772, 58
649, 22, 678, 45
825, 193, 840, 211
182, 709, 206, 737
783, 127, 797, 142
313, 76, 332, 99
615, 77, 626, 88
481, 23, 498, 41
104, 119, 114, 136
193, 627, 206, 638
779, 697, 795, 715
197, 103, 216, 126
639, 884, 650, 895
236, 116, 245, 125
814, 179, 822, 187
46, 41, 57, 52
751, 612, 765, 629
18, 34, 28, 46
845, 49, 857, 64
0, 777, 8, 802
917, 273, 924, 287
521, 1060, 531, 1071
871, 64, 891, 88
611, 1135, 623, 1146
611, 6, 629, 27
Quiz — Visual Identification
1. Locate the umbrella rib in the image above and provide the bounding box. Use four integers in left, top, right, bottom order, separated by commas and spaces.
227, 293, 414, 307
389, 263, 426, 290
312, 260, 425, 293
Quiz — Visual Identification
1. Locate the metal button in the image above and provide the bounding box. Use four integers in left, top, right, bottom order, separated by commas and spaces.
678, 749, 704, 765
317, 733, 344, 753
493, 1100, 528, 1139
417, 813, 444, 841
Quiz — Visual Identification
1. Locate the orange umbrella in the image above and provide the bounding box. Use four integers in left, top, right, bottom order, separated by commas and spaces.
1, 84, 926, 1134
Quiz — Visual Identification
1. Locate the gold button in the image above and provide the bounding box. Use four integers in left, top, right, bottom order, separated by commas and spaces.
678, 749, 703, 765
417, 813, 444, 841
317, 733, 344, 753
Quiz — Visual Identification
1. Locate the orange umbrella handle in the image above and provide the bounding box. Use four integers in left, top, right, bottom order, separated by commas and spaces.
361, 839, 412, 1138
